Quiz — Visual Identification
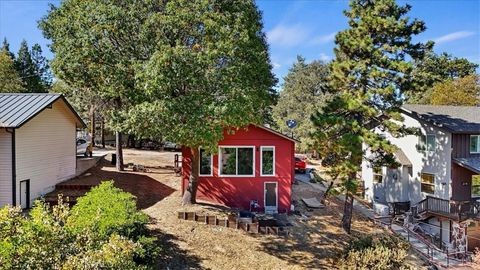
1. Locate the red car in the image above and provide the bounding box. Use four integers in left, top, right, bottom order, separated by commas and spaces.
295, 157, 307, 174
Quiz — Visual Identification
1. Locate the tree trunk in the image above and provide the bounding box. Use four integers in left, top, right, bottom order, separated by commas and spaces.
321, 181, 334, 204
90, 108, 95, 147
101, 119, 105, 148
115, 131, 124, 171
342, 192, 354, 234
182, 147, 200, 205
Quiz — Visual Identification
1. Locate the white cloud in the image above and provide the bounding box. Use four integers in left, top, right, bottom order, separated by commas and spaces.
433, 31, 475, 44
310, 32, 336, 45
266, 24, 309, 47
272, 62, 281, 69
319, 53, 331, 62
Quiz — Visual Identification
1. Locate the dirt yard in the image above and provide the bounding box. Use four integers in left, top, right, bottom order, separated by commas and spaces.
70, 148, 427, 270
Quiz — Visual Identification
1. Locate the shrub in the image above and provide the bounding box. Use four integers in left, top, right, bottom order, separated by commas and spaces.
67, 181, 149, 240
0, 182, 158, 269
339, 234, 414, 270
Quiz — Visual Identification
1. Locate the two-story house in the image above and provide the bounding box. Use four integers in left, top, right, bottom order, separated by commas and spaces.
362, 104, 480, 251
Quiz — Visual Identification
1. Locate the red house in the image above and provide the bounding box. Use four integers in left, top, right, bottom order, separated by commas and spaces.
181, 125, 296, 213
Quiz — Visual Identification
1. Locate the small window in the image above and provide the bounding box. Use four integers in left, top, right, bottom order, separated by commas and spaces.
219, 146, 254, 176
261, 146, 275, 176
373, 167, 383, 183
472, 175, 480, 197
471, 135, 480, 154
418, 134, 436, 152
421, 173, 435, 194
199, 148, 212, 176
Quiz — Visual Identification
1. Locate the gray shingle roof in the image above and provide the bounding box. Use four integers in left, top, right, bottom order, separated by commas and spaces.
402, 104, 480, 134
0, 93, 85, 128
453, 158, 480, 174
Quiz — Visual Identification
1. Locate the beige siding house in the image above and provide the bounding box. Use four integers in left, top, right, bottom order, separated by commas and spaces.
0, 93, 85, 208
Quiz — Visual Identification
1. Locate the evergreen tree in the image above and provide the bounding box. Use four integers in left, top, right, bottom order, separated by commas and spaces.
14, 40, 51, 93
0, 50, 25, 92
15, 40, 42, 93
272, 56, 330, 152
1, 38, 15, 60
312, 0, 429, 233
31, 44, 52, 91
407, 51, 478, 103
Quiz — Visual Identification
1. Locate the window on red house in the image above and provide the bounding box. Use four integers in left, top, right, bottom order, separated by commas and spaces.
220, 146, 254, 176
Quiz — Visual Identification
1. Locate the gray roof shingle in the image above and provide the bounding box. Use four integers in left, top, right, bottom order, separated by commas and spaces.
0, 93, 84, 128
402, 104, 480, 134
453, 158, 480, 174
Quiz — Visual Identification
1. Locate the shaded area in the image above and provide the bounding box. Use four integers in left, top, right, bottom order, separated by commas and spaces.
149, 226, 204, 270
46, 159, 176, 209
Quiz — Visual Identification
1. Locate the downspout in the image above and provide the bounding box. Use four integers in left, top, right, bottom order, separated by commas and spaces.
5, 128, 16, 206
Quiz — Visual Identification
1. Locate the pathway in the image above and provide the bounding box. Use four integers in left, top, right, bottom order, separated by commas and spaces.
295, 173, 470, 269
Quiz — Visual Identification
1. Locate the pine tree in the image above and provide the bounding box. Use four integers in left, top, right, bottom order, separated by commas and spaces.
272, 56, 330, 152
312, 0, 429, 233
1, 38, 15, 60
15, 40, 37, 92
0, 50, 25, 92
31, 44, 52, 91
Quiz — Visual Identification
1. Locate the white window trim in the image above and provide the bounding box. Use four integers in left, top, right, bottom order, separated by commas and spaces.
260, 146, 275, 177
218, 145, 255, 177
198, 148, 213, 177
420, 172, 436, 195
471, 135, 480, 154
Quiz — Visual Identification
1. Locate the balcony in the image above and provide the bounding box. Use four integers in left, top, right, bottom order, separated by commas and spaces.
413, 196, 480, 222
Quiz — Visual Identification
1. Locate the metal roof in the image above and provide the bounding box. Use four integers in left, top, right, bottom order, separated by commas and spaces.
402, 104, 480, 134
0, 93, 85, 128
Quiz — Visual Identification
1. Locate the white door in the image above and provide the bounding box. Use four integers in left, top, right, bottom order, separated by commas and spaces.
20, 180, 29, 209
264, 182, 278, 214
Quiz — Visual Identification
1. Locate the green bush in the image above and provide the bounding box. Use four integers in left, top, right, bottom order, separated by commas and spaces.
0, 182, 158, 269
67, 181, 149, 240
339, 234, 413, 270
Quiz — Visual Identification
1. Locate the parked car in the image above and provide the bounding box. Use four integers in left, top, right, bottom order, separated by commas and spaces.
76, 138, 91, 157
163, 141, 181, 151
295, 157, 307, 174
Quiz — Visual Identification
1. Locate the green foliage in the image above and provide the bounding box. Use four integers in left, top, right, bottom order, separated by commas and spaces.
0, 49, 25, 92
273, 56, 331, 152
68, 181, 149, 240
340, 234, 413, 270
428, 75, 480, 106
311, 0, 429, 232
14, 40, 51, 93
130, 0, 276, 153
312, 0, 428, 191
407, 51, 478, 103
62, 234, 143, 270
0, 183, 156, 269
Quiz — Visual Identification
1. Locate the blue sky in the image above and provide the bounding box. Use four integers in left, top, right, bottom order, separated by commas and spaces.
1, 0, 479, 87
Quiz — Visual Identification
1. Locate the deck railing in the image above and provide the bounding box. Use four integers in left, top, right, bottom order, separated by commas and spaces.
415, 196, 480, 221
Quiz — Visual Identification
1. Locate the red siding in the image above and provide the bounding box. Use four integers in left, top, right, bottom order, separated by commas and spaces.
182, 125, 295, 212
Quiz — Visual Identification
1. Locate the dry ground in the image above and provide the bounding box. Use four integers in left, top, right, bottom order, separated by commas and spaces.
70, 148, 427, 270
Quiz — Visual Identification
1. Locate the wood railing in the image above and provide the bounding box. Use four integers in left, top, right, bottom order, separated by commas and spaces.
415, 196, 480, 221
